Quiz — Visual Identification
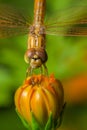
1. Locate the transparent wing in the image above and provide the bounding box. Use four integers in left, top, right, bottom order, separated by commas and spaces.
45, 6, 87, 36
0, 4, 31, 38
0, 27, 29, 38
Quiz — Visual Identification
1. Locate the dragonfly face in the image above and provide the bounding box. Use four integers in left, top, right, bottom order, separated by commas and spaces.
24, 47, 48, 69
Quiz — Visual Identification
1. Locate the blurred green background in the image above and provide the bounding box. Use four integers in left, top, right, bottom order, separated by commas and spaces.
0, 0, 87, 130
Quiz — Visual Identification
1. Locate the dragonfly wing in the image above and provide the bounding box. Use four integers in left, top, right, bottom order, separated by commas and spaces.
0, 27, 29, 38
0, 4, 31, 38
45, 6, 87, 36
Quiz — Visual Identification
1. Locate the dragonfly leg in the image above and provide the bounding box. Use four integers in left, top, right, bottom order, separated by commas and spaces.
26, 66, 33, 77
26, 64, 48, 77
43, 64, 48, 76
40, 66, 43, 74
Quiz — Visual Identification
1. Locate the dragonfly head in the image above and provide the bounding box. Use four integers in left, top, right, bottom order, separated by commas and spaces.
24, 48, 48, 69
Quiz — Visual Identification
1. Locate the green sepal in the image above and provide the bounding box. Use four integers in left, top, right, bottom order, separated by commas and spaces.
45, 112, 53, 130
15, 108, 31, 130
31, 111, 41, 130
55, 103, 66, 129
15, 105, 66, 130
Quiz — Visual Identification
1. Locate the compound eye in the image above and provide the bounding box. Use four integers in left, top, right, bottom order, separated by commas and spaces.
36, 48, 48, 63
24, 53, 29, 63
24, 51, 30, 63
24, 49, 35, 63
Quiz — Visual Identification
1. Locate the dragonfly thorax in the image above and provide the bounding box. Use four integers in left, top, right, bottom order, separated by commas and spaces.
29, 25, 46, 35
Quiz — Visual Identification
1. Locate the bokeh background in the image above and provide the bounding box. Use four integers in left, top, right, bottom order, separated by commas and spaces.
0, 0, 87, 130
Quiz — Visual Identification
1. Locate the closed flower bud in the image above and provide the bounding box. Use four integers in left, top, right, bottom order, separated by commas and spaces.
14, 74, 64, 130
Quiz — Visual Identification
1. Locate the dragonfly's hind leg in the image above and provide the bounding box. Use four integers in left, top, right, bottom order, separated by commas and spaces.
43, 64, 48, 75
40, 66, 43, 74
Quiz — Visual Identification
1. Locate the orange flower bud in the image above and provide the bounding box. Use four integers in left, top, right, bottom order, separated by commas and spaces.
14, 74, 64, 130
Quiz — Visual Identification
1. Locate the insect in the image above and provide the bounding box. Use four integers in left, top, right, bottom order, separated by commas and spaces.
0, 0, 87, 76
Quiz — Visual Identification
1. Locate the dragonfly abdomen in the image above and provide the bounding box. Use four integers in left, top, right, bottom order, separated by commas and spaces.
33, 0, 46, 25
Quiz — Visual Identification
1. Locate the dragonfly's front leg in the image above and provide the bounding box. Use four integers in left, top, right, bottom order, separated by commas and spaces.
26, 66, 33, 77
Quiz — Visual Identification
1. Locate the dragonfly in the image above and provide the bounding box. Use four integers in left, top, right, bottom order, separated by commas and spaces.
0, 0, 87, 76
